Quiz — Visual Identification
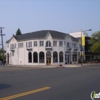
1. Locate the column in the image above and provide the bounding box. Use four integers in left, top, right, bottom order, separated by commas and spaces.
58, 52, 59, 64
77, 52, 78, 63
51, 51, 53, 65
70, 52, 72, 63
63, 52, 65, 64
38, 52, 39, 65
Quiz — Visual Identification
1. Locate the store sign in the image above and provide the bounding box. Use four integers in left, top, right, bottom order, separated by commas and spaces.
82, 36, 85, 46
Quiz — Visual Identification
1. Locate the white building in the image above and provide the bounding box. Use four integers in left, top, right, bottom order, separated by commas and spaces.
6, 30, 82, 65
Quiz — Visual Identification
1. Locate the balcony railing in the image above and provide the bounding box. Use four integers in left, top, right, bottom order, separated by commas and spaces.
26, 46, 32, 50
74, 47, 78, 50
10, 47, 15, 51
67, 46, 72, 50
45, 46, 52, 50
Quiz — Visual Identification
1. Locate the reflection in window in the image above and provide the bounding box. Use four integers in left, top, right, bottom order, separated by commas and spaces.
39, 52, 44, 63
33, 52, 38, 63
59, 51, 63, 62
46, 41, 51, 47
28, 52, 32, 63
53, 51, 58, 63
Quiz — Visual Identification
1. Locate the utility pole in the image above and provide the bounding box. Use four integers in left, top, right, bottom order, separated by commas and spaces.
0, 27, 5, 66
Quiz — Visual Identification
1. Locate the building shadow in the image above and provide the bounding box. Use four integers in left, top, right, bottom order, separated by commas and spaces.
0, 83, 12, 90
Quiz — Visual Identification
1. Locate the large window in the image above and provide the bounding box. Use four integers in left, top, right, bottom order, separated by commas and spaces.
33, 52, 38, 63
28, 52, 32, 63
26, 42, 32, 47
40, 41, 44, 46
53, 51, 58, 63
15, 44, 16, 48
59, 51, 63, 62
59, 41, 63, 46
39, 52, 44, 63
73, 54, 77, 62
18, 43, 23, 48
46, 41, 51, 47
34, 41, 37, 46
53, 41, 57, 46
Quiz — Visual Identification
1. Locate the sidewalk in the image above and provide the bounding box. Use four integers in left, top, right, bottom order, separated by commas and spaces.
5, 63, 100, 69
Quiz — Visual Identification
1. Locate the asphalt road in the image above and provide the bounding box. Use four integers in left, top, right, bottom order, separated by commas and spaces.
0, 65, 100, 100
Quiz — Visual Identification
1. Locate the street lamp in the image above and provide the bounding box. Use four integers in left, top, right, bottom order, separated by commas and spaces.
80, 29, 92, 66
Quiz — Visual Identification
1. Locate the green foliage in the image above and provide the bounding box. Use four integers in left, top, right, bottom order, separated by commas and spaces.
16, 28, 22, 35
90, 31, 100, 52
0, 49, 6, 62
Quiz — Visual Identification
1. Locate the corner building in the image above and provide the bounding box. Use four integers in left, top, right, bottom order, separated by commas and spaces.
6, 30, 81, 65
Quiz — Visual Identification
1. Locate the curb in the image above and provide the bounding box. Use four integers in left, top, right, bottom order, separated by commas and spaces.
56, 66, 65, 68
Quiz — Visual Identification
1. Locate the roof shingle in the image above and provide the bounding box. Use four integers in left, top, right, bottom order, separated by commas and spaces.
6, 30, 79, 43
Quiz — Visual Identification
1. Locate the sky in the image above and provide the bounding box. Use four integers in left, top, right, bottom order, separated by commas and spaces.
0, 0, 100, 49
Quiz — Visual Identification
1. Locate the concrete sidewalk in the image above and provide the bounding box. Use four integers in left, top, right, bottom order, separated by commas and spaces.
5, 63, 100, 68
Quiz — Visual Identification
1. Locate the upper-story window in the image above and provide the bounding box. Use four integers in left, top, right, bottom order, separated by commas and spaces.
15, 44, 16, 48
87, 39, 91, 44
18, 43, 23, 48
64, 41, 66, 45
46, 41, 51, 47
40, 41, 44, 46
67, 42, 69, 47
59, 41, 63, 46
74, 43, 76, 47
26, 42, 32, 47
34, 41, 37, 46
10, 44, 15, 49
72, 43, 73, 47
53, 41, 57, 46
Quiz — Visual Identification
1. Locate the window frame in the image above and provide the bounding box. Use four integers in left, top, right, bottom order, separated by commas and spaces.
59, 41, 63, 46
53, 41, 57, 46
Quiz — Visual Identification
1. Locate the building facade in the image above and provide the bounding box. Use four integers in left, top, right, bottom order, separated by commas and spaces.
6, 30, 82, 65
85, 36, 100, 61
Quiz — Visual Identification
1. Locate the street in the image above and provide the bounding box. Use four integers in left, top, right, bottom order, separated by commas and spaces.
0, 65, 100, 100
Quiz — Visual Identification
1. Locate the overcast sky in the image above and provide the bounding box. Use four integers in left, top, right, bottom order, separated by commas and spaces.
0, 0, 100, 49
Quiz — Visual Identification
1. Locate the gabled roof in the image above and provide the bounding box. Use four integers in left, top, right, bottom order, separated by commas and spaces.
6, 30, 79, 43
6, 35, 17, 43
70, 35, 79, 42
15, 30, 67, 41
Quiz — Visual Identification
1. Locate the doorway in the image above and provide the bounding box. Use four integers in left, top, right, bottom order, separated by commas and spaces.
46, 51, 51, 65
65, 53, 71, 64
46, 57, 51, 65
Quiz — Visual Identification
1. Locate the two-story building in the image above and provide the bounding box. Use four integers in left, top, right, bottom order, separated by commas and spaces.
6, 30, 81, 65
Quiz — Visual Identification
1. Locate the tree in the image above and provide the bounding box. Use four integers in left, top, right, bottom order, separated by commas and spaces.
90, 31, 100, 52
0, 49, 6, 62
16, 28, 22, 35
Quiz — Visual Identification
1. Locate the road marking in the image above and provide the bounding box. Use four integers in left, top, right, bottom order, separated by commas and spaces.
0, 86, 51, 100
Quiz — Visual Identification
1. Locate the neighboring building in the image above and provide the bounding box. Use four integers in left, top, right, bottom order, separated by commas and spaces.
6, 30, 81, 65
69, 31, 88, 38
70, 31, 100, 62
85, 36, 100, 61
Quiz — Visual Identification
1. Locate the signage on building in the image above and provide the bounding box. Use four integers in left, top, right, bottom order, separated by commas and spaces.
82, 36, 85, 46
